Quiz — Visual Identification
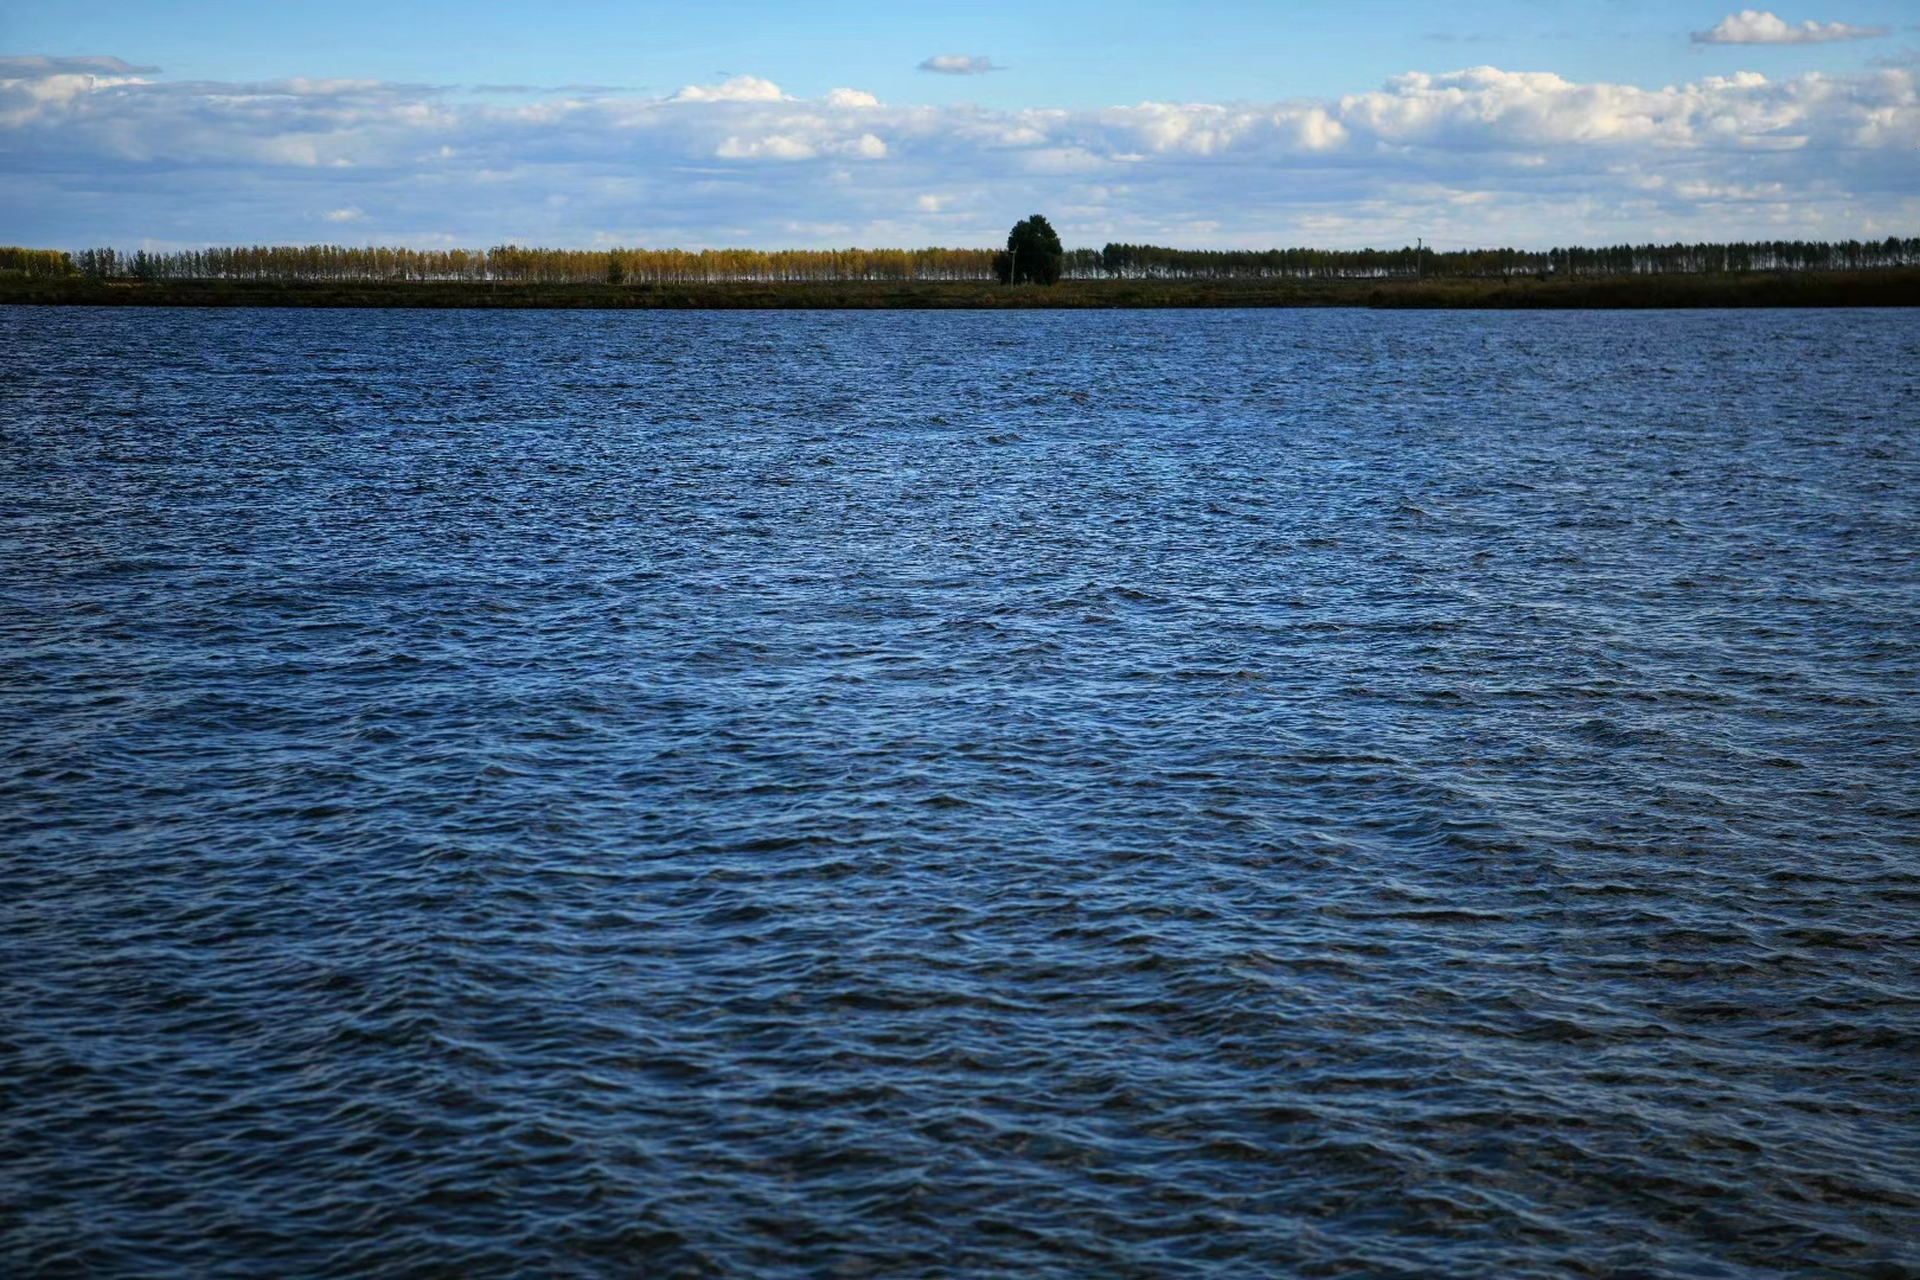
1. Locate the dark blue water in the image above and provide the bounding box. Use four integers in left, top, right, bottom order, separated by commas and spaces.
4, 306, 1917, 1277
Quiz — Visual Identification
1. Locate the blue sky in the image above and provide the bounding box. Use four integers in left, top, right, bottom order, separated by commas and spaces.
2, 1, 1915, 250
6, 0, 1913, 105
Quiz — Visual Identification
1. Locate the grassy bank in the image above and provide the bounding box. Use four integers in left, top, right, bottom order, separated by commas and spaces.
3, 270, 1916, 309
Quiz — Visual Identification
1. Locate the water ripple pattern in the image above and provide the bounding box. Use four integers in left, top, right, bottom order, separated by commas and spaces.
3, 307, 1918, 1277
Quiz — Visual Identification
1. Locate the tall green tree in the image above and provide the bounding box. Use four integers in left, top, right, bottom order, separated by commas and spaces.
994, 214, 1064, 285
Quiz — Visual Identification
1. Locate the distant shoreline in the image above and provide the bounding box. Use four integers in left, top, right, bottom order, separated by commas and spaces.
3, 270, 1916, 310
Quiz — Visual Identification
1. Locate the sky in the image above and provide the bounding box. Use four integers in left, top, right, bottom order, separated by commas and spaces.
1, 1, 1915, 251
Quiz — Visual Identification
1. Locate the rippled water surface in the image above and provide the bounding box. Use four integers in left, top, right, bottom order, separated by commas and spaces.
4, 306, 1918, 1277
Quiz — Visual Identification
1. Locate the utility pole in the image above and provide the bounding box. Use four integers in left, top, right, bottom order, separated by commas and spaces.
1415, 237, 1422, 281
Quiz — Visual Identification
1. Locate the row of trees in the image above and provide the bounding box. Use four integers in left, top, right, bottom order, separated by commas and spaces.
1094, 238, 1920, 280
65, 244, 1001, 284
0, 247, 77, 278
603, 246, 998, 283
25, 236, 1919, 285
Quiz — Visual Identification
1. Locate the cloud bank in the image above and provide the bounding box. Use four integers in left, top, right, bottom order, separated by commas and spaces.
2, 57, 1915, 251
0, 55, 159, 77
1692, 10, 1890, 45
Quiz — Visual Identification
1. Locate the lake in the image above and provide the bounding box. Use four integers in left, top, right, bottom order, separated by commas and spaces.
4, 306, 1917, 1276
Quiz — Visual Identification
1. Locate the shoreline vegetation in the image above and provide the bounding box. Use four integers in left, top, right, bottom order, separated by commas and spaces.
2, 239, 1916, 309
1, 271, 1914, 309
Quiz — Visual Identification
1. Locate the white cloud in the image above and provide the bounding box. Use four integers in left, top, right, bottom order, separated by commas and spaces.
716, 134, 816, 160
323, 206, 365, 222
1692, 10, 1890, 44
670, 75, 785, 103
919, 55, 999, 76
0, 55, 157, 126
1, 57, 1915, 251
715, 128, 886, 162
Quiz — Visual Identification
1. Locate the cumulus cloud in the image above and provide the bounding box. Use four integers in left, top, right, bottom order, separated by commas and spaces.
2, 56, 1915, 251
716, 133, 816, 160
1692, 10, 1890, 44
919, 55, 999, 75
670, 75, 785, 103
470, 83, 636, 96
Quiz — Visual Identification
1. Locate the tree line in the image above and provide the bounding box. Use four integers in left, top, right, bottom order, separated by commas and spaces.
60, 245, 1000, 284
1093, 238, 1920, 280
0, 247, 76, 278
8, 237, 1914, 285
